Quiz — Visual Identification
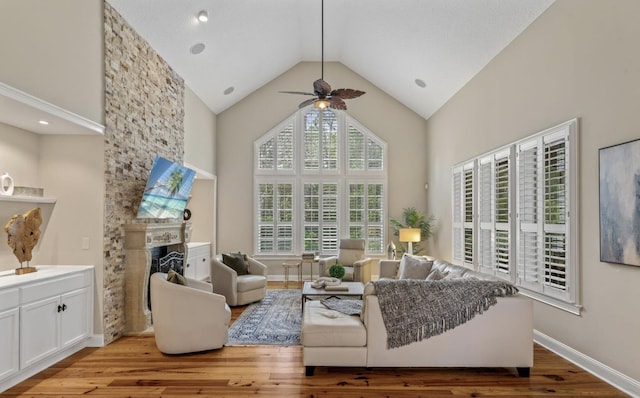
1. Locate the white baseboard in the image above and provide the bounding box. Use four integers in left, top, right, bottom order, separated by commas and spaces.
534, 330, 639, 397
87, 333, 105, 347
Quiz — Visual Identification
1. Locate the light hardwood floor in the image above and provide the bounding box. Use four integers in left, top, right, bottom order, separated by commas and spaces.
3, 282, 629, 397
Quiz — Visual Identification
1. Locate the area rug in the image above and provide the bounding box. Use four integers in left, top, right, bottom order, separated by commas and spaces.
226, 289, 301, 346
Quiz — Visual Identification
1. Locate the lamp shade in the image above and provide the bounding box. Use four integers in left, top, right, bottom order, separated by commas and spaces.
399, 228, 421, 243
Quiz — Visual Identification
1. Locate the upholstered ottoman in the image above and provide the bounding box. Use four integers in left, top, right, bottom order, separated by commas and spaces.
301, 300, 367, 375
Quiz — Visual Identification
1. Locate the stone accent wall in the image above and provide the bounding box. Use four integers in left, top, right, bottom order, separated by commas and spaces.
103, 2, 185, 344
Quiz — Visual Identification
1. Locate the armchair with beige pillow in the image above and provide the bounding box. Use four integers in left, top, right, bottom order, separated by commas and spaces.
318, 239, 373, 283
150, 271, 231, 354
211, 253, 268, 306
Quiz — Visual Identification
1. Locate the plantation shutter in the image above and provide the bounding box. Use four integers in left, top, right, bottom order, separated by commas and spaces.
494, 151, 511, 276
516, 140, 541, 289
477, 157, 493, 272
257, 182, 294, 254
452, 166, 463, 263
453, 119, 577, 312
517, 129, 570, 300
542, 132, 569, 300
463, 162, 475, 266
304, 182, 339, 254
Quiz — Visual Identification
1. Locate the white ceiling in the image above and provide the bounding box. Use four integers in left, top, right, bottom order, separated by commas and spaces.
107, 0, 555, 120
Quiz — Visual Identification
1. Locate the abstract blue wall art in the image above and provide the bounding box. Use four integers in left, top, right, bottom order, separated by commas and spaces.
599, 138, 640, 266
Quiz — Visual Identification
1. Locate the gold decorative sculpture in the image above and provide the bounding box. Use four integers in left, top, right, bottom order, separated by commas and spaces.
4, 207, 42, 275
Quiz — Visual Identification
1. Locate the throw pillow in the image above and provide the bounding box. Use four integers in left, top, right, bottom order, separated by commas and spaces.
166, 269, 186, 285
222, 252, 249, 275
397, 253, 433, 279
425, 268, 449, 281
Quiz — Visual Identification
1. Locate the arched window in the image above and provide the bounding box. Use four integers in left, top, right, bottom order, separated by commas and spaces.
255, 107, 387, 256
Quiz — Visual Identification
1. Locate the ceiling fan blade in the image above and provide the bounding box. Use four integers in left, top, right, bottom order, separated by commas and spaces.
313, 79, 332, 96
298, 98, 317, 108
331, 88, 365, 99
279, 90, 316, 96
329, 96, 347, 110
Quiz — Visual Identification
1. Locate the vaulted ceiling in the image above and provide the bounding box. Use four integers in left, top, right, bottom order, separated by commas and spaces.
107, 0, 555, 120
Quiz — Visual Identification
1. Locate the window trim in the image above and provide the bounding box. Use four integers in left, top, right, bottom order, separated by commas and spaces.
452, 119, 580, 315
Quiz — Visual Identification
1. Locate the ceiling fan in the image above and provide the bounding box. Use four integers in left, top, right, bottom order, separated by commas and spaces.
279, 0, 365, 110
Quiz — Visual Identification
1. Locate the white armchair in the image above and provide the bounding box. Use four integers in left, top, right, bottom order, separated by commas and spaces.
150, 272, 231, 354
211, 254, 268, 306
318, 239, 373, 283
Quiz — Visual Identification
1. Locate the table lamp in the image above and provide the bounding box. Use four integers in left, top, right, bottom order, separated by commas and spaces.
399, 228, 421, 255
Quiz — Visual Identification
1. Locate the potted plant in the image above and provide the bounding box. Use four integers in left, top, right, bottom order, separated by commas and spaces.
328, 263, 346, 279
390, 207, 435, 255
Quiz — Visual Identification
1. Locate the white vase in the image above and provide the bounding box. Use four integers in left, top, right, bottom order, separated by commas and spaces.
0, 172, 14, 196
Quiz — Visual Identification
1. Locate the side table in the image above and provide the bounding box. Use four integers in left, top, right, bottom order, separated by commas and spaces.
282, 262, 302, 289
301, 256, 319, 280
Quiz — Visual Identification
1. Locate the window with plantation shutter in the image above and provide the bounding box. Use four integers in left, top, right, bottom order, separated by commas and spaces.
453, 119, 579, 314
452, 162, 475, 266
258, 122, 294, 171
476, 149, 512, 277
257, 182, 294, 254
348, 182, 384, 253
303, 182, 339, 253
255, 106, 387, 256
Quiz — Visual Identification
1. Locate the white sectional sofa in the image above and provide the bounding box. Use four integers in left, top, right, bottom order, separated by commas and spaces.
302, 257, 534, 376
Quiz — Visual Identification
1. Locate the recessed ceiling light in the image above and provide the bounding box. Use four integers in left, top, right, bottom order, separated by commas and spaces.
38, 120, 49, 125
197, 10, 208, 23
190, 43, 205, 55
223, 86, 234, 95
415, 78, 426, 88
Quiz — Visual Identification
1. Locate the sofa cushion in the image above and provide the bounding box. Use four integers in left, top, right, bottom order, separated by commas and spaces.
302, 301, 366, 347
425, 268, 448, 281
397, 253, 433, 279
236, 274, 267, 293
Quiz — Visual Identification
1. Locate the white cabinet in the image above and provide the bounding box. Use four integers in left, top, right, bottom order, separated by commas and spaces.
185, 242, 211, 281
0, 288, 19, 382
0, 266, 93, 393
20, 287, 90, 368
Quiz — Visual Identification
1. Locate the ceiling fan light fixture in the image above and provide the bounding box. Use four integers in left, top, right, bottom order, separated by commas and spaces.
314, 99, 331, 109
197, 10, 208, 22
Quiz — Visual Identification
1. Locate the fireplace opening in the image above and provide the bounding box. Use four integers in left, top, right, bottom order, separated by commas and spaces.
147, 246, 184, 311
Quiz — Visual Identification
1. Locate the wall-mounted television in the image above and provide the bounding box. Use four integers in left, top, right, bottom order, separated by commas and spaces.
136, 156, 196, 219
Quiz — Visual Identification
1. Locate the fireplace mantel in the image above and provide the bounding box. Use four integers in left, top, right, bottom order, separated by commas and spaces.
124, 222, 191, 334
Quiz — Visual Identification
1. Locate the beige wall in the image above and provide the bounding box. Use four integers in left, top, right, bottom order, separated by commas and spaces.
216, 62, 428, 266
0, 0, 105, 334
0, 0, 104, 124
184, 86, 217, 176
426, 0, 640, 382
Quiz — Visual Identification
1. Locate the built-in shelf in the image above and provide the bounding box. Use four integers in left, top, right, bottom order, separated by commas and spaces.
0, 195, 56, 204
0, 82, 104, 135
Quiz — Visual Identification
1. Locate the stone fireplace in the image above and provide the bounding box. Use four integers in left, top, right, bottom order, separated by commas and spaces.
124, 222, 190, 334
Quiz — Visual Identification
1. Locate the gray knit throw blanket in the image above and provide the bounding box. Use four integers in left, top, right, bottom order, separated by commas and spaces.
371, 279, 519, 349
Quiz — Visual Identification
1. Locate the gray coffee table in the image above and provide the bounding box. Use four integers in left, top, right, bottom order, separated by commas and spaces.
301, 281, 365, 311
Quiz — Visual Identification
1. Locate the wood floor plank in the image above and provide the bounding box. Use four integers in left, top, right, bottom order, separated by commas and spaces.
2, 284, 630, 397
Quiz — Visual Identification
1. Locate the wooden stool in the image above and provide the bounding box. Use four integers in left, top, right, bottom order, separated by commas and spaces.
282, 262, 302, 289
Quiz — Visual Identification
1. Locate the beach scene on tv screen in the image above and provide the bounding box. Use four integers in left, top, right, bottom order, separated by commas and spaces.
137, 156, 196, 219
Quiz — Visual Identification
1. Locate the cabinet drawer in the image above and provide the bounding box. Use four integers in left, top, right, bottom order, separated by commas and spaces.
20, 272, 89, 304
0, 289, 19, 312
